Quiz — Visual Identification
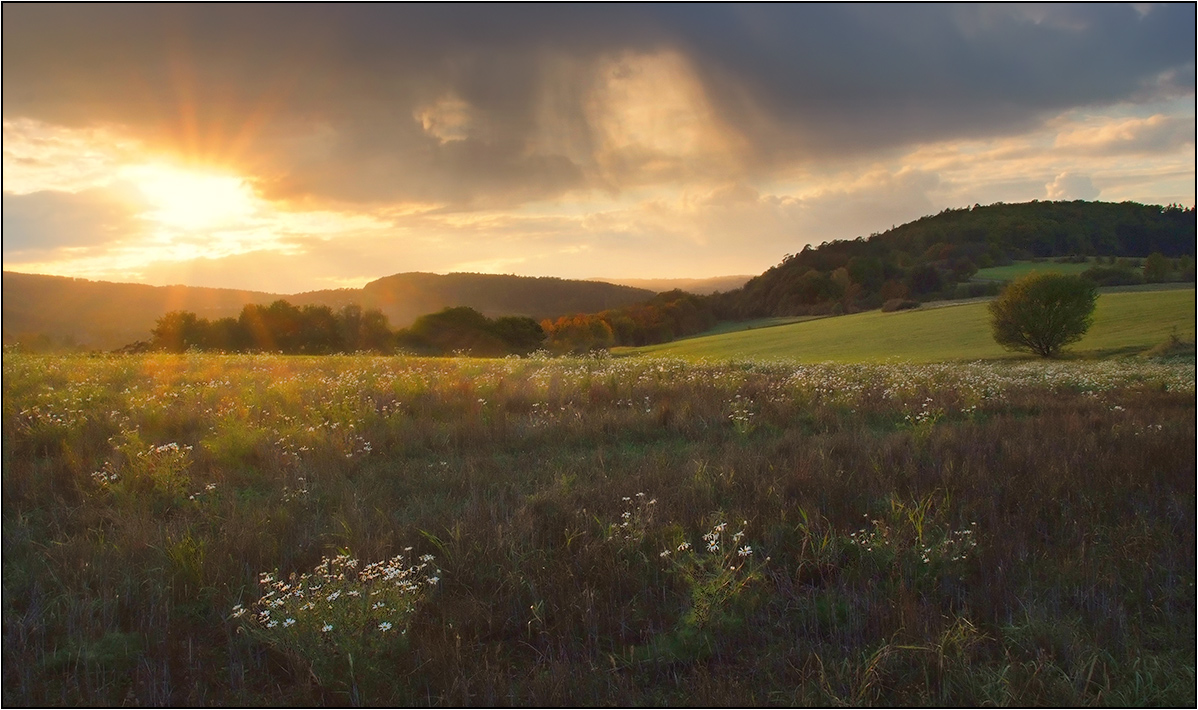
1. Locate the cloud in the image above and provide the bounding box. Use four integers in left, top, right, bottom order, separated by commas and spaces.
2, 119, 141, 194
671, 4, 1195, 163
1046, 172, 1101, 201
3, 5, 1193, 292
4, 5, 1193, 208
2, 188, 145, 257
1054, 114, 1196, 155
415, 95, 476, 145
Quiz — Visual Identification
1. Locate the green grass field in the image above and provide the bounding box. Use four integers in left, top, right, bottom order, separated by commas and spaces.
618, 288, 1195, 362
677, 315, 818, 337
973, 259, 1103, 281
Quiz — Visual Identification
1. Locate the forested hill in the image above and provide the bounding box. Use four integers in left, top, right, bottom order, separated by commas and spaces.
355, 272, 654, 326
538, 200, 1195, 352
714, 200, 1195, 320
868, 200, 1191, 259
2, 271, 653, 351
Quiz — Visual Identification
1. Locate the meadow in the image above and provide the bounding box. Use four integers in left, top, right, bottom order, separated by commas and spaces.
3, 351, 1194, 705
973, 259, 1103, 282
620, 288, 1195, 362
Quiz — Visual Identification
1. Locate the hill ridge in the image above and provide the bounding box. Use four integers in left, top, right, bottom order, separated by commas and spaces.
2, 270, 654, 350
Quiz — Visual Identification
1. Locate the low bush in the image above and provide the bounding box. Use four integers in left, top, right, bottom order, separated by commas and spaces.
881, 298, 921, 312
1081, 266, 1144, 287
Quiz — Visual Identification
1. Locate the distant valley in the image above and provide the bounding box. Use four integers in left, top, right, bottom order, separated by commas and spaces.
587, 275, 753, 295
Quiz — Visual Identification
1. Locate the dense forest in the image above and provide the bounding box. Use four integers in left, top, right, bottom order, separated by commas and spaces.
540, 200, 1196, 352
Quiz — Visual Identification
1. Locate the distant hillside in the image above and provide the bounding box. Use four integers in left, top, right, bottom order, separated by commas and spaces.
620, 288, 1196, 362
354, 272, 653, 326
716, 200, 1195, 320
2, 271, 653, 351
538, 200, 1196, 353
588, 275, 753, 295
2, 273, 280, 351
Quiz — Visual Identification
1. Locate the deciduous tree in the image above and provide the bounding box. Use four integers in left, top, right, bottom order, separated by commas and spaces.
988, 273, 1097, 357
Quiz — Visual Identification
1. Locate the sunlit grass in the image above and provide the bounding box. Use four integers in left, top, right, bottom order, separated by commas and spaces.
618, 288, 1195, 361
973, 259, 1100, 282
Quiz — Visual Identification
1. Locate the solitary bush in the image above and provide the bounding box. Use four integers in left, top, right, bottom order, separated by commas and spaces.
989, 273, 1097, 357
1143, 252, 1171, 283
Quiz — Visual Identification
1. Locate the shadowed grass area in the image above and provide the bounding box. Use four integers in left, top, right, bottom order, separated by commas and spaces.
618, 289, 1195, 362
3, 353, 1194, 706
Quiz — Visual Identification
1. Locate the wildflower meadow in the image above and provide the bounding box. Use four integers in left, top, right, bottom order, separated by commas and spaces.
3, 352, 1194, 705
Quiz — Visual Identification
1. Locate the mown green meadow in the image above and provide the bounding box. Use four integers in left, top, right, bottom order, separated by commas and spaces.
973, 259, 1101, 282
3, 351, 1194, 706
619, 288, 1195, 362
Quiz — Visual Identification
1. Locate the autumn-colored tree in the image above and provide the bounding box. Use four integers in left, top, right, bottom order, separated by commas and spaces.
542, 314, 615, 354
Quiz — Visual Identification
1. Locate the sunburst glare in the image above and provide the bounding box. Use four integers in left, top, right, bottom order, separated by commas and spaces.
123, 164, 257, 231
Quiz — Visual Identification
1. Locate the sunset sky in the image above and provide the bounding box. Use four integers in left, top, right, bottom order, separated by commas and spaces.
3, 4, 1194, 294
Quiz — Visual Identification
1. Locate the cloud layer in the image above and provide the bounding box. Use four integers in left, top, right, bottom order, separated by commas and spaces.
6, 4, 1193, 206
3, 4, 1194, 290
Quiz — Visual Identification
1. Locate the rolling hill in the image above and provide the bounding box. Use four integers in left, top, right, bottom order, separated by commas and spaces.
617, 287, 1196, 362
713, 200, 1194, 320
2, 271, 653, 351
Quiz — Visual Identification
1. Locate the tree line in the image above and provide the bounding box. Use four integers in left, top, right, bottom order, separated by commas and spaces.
539, 290, 717, 354
143, 302, 394, 354
140, 301, 546, 356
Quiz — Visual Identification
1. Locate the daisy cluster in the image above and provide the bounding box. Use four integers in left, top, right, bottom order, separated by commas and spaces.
850, 516, 979, 567
234, 551, 440, 644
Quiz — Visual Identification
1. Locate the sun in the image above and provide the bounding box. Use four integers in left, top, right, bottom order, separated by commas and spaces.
123, 164, 257, 230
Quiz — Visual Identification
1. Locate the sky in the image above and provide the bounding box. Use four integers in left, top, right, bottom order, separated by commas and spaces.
3, 4, 1195, 294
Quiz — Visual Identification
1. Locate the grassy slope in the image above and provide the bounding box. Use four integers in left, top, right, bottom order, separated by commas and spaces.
618, 288, 1196, 362
973, 260, 1100, 281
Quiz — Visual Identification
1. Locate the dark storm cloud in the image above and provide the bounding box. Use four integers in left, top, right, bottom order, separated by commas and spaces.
4, 4, 1193, 206
664, 4, 1195, 160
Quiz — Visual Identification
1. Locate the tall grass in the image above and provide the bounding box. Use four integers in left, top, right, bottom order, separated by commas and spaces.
3, 352, 1194, 705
